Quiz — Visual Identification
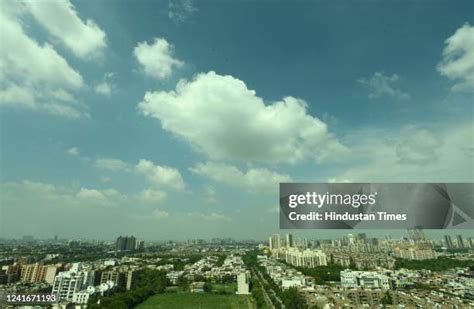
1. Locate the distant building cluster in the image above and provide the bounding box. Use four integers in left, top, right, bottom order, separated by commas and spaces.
0, 230, 473, 308
115, 235, 144, 251
444, 234, 473, 249
393, 245, 437, 260
269, 233, 307, 250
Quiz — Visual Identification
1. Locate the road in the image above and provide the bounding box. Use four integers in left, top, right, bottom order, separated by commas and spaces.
252, 267, 285, 309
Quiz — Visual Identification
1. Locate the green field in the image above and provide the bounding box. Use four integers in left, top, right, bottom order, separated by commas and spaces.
212, 283, 237, 294
136, 292, 255, 309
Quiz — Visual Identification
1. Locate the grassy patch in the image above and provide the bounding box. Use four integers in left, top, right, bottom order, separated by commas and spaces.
212, 283, 237, 294
136, 292, 254, 309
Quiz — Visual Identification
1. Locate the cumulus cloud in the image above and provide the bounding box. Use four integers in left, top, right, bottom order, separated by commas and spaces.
137, 188, 167, 204
190, 212, 231, 222
139, 71, 348, 164
94, 73, 115, 97
94, 82, 111, 96
136, 159, 185, 191
93, 157, 186, 194
100, 176, 111, 183
152, 208, 170, 219
395, 129, 443, 165
358, 72, 410, 100
1, 180, 122, 208
95, 158, 131, 172
329, 123, 473, 182
202, 185, 217, 203
190, 161, 291, 193
24, 0, 107, 59
0, 1, 85, 117
168, 0, 197, 23
134, 38, 184, 80
67, 147, 79, 156
437, 23, 474, 92
77, 187, 107, 201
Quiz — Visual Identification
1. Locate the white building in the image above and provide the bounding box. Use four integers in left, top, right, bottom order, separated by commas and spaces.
72, 281, 115, 304
274, 247, 327, 268
236, 272, 250, 295
340, 269, 390, 290
281, 276, 304, 289
269, 234, 281, 250
52, 263, 93, 301
166, 271, 184, 285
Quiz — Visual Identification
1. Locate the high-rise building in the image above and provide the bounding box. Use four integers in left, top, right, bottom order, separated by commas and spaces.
357, 233, 367, 244
274, 247, 327, 267
408, 227, 426, 242
467, 237, 474, 249
135, 240, 145, 251
444, 235, 454, 248
285, 233, 293, 248
52, 263, 92, 301
20, 263, 43, 283
269, 234, 281, 250
3, 264, 21, 284
456, 235, 465, 248
20, 263, 59, 284
100, 270, 135, 290
236, 272, 250, 295
116, 236, 136, 251
44, 266, 59, 284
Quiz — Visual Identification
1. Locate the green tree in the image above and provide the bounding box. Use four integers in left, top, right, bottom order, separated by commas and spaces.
281, 287, 307, 309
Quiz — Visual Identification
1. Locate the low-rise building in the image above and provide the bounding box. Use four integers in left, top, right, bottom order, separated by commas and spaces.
341, 269, 390, 290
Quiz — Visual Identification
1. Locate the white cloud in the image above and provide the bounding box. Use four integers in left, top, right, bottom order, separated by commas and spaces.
191, 212, 231, 221
134, 38, 184, 80
0, 2, 85, 117
67, 147, 79, 156
95, 158, 131, 172
168, 0, 197, 23
395, 129, 443, 165
95, 82, 112, 96
93, 157, 185, 194
202, 185, 217, 203
358, 72, 410, 100
0, 84, 35, 108
190, 161, 291, 193
329, 123, 473, 183
1, 180, 121, 208
77, 187, 107, 201
137, 188, 167, 203
139, 71, 348, 164
152, 208, 170, 219
24, 0, 107, 59
94, 72, 115, 97
437, 23, 474, 92
100, 176, 111, 183
136, 159, 185, 191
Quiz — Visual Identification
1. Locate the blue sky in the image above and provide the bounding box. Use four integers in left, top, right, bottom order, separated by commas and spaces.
0, 0, 473, 240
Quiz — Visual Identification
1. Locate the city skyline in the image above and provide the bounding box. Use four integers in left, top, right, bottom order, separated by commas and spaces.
3, 230, 473, 243
1, 0, 474, 240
